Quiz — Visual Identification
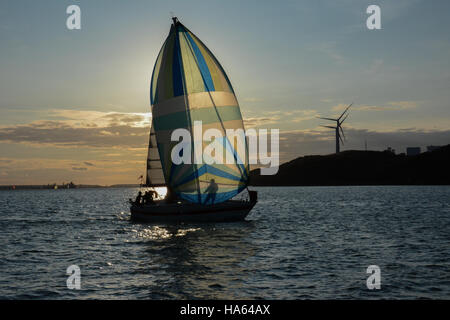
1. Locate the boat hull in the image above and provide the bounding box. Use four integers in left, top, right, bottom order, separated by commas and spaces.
130, 200, 256, 223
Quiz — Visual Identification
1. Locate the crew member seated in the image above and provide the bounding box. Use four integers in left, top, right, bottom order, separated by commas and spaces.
143, 190, 157, 205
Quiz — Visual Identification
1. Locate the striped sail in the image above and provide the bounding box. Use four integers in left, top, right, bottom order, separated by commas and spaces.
149, 18, 249, 204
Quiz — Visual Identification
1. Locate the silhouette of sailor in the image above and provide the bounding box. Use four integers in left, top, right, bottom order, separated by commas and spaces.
134, 191, 143, 205
204, 179, 218, 205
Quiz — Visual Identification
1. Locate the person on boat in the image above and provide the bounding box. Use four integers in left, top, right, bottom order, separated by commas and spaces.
204, 179, 218, 205
143, 190, 157, 204
134, 191, 143, 205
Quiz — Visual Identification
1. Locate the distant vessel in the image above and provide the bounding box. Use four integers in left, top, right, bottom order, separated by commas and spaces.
130, 17, 257, 223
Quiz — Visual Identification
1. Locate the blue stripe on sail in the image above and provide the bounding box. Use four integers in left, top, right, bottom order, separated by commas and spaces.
184, 31, 215, 92
178, 185, 246, 204
221, 137, 248, 179
172, 28, 184, 97
196, 34, 235, 94
173, 164, 242, 189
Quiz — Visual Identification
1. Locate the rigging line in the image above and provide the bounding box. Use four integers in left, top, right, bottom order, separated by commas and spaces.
180, 30, 248, 183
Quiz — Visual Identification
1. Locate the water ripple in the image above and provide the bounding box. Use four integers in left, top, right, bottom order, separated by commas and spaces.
0, 186, 449, 299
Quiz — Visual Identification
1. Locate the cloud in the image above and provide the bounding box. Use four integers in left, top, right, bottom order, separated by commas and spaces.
48, 110, 151, 128
308, 41, 344, 64
244, 116, 280, 128
1, 124, 449, 185
244, 109, 319, 126
276, 127, 450, 162
0, 110, 150, 148
331, 101, 419, 112
72, 167, 87, 171
291, 110, 320, 123
386, 101, 418, 110
1, 107, 448, 184
242, 97, 263, 103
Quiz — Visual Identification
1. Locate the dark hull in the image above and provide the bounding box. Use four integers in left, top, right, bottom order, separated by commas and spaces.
130, 200, 256, 223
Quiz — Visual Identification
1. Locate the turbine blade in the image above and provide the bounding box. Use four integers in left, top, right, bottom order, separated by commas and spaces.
321, 125, 336, 129
338, 103, 353, 121
340, 113, 349, 124
340, 126, 346, 140
339, 135, 344, 145
317, 116, 338, 122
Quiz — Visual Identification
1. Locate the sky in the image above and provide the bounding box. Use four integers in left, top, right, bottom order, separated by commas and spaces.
1, 0, 449, 185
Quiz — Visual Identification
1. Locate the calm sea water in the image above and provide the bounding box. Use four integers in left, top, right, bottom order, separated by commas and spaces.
0, 186, 449, 299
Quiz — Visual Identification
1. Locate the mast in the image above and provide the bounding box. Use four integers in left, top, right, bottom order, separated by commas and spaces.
336, 127, 340, 153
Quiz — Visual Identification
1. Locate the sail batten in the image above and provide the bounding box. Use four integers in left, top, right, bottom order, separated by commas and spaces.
148, 18, 249, 204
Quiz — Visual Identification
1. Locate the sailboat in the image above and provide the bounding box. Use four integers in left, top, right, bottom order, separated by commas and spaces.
130, 17, 257, 223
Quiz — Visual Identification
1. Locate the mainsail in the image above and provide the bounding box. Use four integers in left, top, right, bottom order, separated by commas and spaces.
145, 118, 165, 186
148, 17, 249, 204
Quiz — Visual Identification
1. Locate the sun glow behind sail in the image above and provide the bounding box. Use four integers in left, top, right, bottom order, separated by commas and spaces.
149, 19, 249, 204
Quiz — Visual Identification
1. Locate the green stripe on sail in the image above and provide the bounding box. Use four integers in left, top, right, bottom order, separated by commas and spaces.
153, 105, 242, 131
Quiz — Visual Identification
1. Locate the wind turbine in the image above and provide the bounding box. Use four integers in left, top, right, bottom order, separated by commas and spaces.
318, 103, 352, 153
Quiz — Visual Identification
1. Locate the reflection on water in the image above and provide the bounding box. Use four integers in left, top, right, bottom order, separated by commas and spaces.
131, 222, 258, 299
0, 186, 449, 299
132, 226, 201, 240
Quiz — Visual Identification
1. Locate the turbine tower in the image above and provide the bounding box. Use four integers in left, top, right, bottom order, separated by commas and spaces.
318, 103, 352, 153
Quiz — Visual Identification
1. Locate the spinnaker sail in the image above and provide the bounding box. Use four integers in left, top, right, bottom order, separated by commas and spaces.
148, 18, 249, 204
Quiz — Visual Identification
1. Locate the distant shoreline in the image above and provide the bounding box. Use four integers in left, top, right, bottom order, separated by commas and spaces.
2, 145, 449, 190
0, 184, 449, 191
0, 184, 140, 190
250, 145, 450, 186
